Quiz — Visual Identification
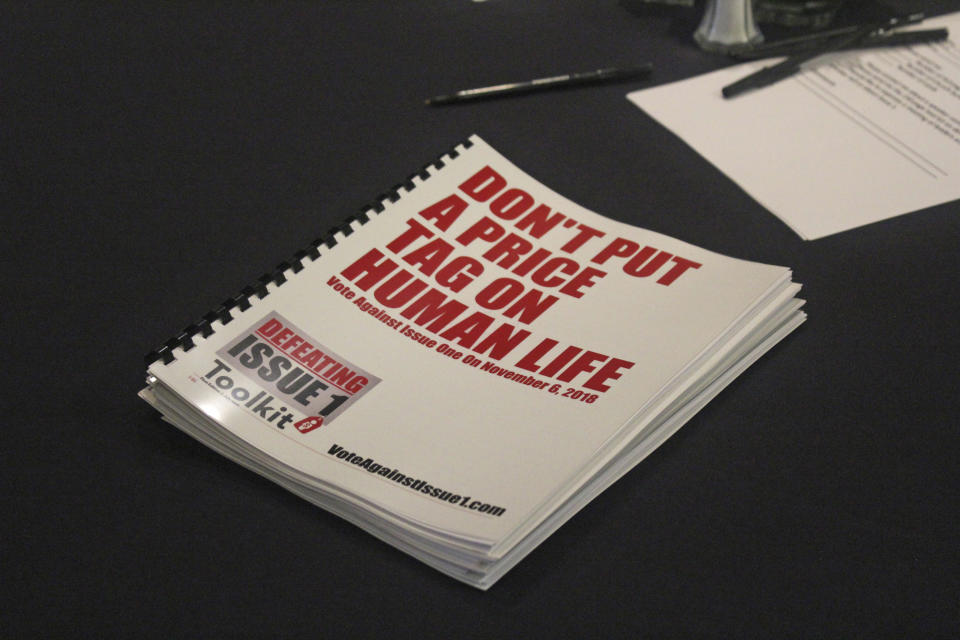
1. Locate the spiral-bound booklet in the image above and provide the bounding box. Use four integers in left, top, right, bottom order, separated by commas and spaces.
140, 135, 804, 589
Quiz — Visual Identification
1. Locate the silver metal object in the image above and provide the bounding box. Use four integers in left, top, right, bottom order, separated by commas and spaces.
695, 0, 764, 53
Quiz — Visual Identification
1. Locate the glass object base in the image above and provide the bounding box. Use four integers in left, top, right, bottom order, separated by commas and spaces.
694, 0, 764, 54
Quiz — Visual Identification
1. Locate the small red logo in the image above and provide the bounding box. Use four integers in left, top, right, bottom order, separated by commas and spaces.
294, 416, 324, 433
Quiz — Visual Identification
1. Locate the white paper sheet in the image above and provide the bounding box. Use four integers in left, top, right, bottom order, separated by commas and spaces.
628, 12, 960, 240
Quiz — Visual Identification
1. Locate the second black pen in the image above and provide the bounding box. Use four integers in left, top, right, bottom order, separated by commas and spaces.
425, 65, 653, 105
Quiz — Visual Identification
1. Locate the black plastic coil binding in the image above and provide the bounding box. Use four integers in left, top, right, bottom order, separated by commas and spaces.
145, 137, 475, 367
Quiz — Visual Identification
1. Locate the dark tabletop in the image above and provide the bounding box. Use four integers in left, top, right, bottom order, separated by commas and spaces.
3, 1, 959, 637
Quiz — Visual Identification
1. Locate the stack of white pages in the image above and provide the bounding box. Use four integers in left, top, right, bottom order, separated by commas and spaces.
141, 135, 805, 589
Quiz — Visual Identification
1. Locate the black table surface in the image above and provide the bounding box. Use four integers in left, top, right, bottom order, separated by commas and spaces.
4, 1, 958, 637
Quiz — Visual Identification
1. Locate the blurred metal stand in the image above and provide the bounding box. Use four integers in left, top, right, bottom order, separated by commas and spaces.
695, 0, 764, 53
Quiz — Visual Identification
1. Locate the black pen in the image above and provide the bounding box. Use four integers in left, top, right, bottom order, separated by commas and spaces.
425, 65, 653, 105
731, 27, 947, 59
722, 12, 925, 98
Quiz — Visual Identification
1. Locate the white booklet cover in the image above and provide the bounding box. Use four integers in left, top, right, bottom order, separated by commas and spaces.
142, 135, 804, 587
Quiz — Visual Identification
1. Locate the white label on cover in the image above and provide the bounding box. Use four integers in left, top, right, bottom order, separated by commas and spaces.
212, 311, 381, 431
